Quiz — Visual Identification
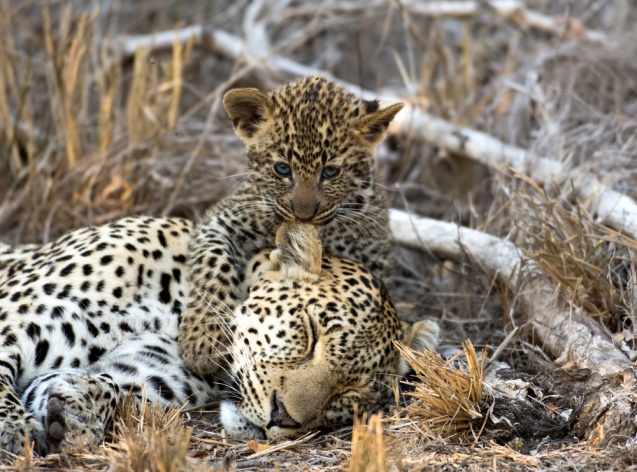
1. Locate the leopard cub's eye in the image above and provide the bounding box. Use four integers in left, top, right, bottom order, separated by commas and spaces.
321, 166, 340, 180
274, 163, 292, 177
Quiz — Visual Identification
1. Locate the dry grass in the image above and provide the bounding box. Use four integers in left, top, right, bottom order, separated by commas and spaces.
513, 172, 637, 331
0, 1, 240, 242
3, 0, 637, 470
349, 413, 386, 472
106, 395, 194, 472
397, 340, 489, 437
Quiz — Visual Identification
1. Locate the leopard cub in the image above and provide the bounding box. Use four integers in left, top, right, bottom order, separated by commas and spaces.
179, 76, 405, 376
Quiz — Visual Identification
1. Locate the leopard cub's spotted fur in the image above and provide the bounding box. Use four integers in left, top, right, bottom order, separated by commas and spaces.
180, 76, 404, 376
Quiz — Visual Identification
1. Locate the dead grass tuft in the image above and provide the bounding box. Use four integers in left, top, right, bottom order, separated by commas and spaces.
14, 430, 34, 471
512, 172, 637, 333
349, 412, 386, 472
397, 340, 490, 436
106, 394, 194, 472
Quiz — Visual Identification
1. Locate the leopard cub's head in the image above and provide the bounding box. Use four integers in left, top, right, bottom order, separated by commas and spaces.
223, 76, 403, 224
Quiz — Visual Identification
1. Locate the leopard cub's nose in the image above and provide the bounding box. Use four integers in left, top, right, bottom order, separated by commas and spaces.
291, 200, 319, 223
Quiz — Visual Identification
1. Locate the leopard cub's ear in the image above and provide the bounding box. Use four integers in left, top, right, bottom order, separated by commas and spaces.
398, 320, 441, 376
223, 88, 273, 142
356, 102, 404, 145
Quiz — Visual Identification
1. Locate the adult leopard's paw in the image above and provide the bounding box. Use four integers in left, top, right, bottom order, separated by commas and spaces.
43, 375, 116, 455
44, 394, 105, 455
178, 309, 226, 377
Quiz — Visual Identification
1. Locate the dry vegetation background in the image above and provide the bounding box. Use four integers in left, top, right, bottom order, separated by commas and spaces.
2, 0, 637, 470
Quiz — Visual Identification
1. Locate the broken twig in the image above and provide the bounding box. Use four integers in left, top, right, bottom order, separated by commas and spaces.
401, 0, 609, 44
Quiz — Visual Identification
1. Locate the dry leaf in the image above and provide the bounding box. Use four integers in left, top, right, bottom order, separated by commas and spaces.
248, 439, 272, 453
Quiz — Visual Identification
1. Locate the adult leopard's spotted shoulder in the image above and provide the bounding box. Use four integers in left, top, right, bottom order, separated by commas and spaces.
0, 216, 217, 456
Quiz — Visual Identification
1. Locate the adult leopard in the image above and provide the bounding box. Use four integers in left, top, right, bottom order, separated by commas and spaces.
0, 220, 438, 455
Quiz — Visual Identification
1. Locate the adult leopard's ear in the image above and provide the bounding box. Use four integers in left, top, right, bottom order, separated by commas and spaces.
398, 320, 441, 376
356, 101, 404, 145
223, 88, 273, 141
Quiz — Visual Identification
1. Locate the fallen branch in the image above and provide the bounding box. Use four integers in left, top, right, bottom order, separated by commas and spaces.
111, 26, 637, 242
109, 26, 375, 102
390, 209, 637, 446
389, 110, 637, 242
282, 1, 610, 45
389, 209, 631, 376
111, 26, 243, 61
400, 0, 609, 44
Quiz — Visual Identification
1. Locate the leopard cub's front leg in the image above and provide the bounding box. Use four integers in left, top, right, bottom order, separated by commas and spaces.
179, 194, 275, 376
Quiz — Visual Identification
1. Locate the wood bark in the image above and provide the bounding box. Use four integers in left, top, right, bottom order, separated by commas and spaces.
400, 0, 609, 44
390, 209, 631, 377
389, 111, 637, 242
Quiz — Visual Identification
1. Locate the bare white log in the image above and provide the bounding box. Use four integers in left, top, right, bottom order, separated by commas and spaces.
389, 209, 632, 377
111, 26, 245, 59
400, 0, 609, 44
282, 1, 610, 44
389, 110, 637, 242
110, 26, 379, 100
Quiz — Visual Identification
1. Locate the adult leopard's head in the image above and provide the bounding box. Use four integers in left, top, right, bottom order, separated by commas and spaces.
223, 76, 403, 224
220, 223, 439, 439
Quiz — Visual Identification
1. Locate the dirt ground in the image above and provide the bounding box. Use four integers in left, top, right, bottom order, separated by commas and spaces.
2, 1, 637, 470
